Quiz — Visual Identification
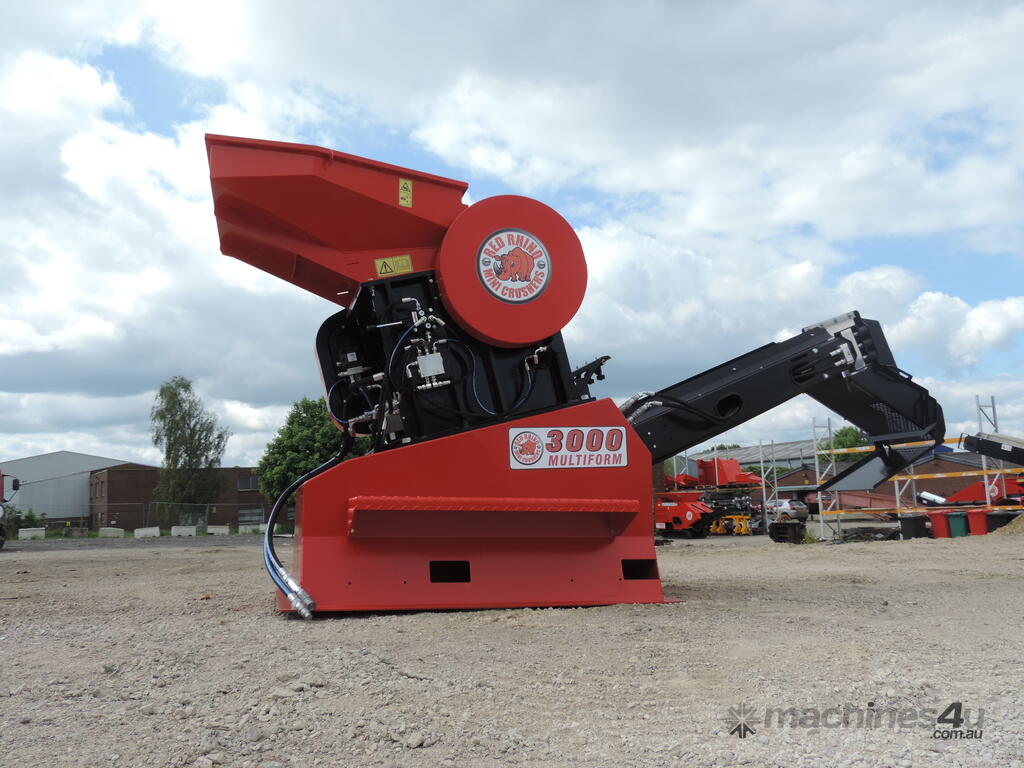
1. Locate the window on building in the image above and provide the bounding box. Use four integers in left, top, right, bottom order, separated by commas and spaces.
238, 508, 264, 525
238, 474, 259, 492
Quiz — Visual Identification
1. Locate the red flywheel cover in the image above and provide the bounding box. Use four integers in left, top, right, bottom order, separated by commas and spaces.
436, 195, 587, 348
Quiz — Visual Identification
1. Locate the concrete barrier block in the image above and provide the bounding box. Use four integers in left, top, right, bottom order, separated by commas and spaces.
98, 527, 124, 538
238, 524, 267, 534
207, 525, 231, 535
134, 527, 160, 539
18, 527, 45, 540
171, 526, 197, 537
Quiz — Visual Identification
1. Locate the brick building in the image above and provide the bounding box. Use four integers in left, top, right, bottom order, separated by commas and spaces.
90, 465, 269, 530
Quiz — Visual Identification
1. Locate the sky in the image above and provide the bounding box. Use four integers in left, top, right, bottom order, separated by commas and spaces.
2, 1, 1024, 468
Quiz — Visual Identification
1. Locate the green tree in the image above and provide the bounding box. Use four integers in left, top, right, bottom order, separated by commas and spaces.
712, 443, 741, 451
256, 397, 369, 504
150, 376, 230, 521
829, 425, 868, 463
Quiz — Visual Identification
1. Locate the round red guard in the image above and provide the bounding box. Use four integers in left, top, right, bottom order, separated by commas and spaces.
437, 195, 587, 348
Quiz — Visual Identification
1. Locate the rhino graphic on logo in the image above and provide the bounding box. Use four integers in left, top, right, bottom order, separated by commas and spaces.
517, 433, 540, 456
493, 246, 536, 283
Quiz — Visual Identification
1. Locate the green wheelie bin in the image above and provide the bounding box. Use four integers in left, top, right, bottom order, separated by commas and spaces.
947, 511, 969, 538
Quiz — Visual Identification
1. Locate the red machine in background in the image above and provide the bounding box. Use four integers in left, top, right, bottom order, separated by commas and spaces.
946, 477, 1024, 505
206, 134, 945, 616
666, 457, 762, 489
657, 459, 762, 537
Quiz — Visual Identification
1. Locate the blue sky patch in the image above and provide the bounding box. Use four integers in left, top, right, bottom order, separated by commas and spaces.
898, 107, 1000, 173
90, 45, 225, 137
837, 232, 1022, 305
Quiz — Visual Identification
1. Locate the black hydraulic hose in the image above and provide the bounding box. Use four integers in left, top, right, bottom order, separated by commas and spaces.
263, 432, 355, 617
445, 339, 534, 416
511, 351, 536, 409
624, 393, 723, 428
265, 434, 353, 566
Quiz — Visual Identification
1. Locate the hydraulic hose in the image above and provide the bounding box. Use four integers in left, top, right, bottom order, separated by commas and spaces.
262, 544, 290, 596
445, 339, 535, 416
263, 434, 353, 619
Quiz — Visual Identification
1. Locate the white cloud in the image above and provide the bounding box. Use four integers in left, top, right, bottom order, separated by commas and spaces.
0, 51, 121, 120
0, 314, 120, 356
0, 390, 159, 465
888, 293, 1024, 368
950, 297, 1024, 365
219, 400, 290, 432
0, 5, 142, 69
832, 266, 922, 322
0, 430, 161, 466
888, 291, 970, 363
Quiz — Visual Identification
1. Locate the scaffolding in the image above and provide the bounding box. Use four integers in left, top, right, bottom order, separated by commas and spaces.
976, 395, 1006, 506
757, 440, 780, 533
812, 417, 841, 540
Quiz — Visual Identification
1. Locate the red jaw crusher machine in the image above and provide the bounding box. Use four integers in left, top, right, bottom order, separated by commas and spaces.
205, 134, 944, 616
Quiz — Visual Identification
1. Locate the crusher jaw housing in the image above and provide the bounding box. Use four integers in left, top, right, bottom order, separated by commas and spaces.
206, 134, 944, 614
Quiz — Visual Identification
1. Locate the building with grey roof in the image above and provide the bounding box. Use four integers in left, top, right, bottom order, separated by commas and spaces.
0, 450, 146, 523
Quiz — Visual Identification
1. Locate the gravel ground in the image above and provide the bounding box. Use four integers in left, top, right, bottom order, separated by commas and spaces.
1, 534, 1021, 767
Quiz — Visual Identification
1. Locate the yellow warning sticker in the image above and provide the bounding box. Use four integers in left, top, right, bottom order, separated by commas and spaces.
374, 254, 414, 278
398, 178, 413, 207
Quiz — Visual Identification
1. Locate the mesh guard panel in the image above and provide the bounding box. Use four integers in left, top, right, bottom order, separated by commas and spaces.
868, 401, 918, 434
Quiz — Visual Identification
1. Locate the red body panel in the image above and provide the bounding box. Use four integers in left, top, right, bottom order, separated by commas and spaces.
281, 399, 665, 612
205, 134, 468, 305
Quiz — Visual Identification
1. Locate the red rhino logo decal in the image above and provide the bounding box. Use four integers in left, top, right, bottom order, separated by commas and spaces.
494, 246, 536, 282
